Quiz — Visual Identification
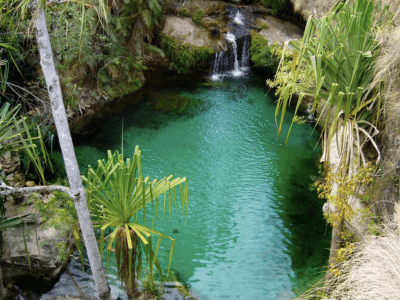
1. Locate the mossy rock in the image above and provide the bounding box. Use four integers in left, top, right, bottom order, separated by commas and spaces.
160, 34, 214, 74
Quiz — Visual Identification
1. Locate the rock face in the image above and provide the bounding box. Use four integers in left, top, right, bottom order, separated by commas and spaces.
290, 0, 400, 20
0, 151, 70, 290
289, 0, 337, 19
162, 16, 216, 49
172, 0, 228, 41
165, 2, 303, 48
2, 226, 65, 282
255, 16, 303, 46
1, 192, 69, 287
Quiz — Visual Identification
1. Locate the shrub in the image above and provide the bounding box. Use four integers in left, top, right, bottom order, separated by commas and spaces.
249, 32, 284, 74
178, 8, 191, 17
268, 0, 389, 167
193, 9, 205, 26
160, 34, 214, 74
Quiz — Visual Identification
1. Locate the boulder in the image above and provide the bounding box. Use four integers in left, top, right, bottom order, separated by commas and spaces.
290, 0, 337, 19
1, 195, 70, 286
2, 224, 67, 283
162, 16, 217, 49
255, 16, 303, 46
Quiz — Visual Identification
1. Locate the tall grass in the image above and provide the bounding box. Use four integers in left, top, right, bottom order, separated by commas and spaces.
294, 225, 400, 300
327, 225, 400, 300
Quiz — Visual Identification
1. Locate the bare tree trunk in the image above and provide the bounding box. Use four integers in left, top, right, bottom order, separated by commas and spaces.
34, 7, 111, 300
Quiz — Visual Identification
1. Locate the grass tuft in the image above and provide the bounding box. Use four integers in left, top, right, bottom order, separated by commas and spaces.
327, 225, 400, 299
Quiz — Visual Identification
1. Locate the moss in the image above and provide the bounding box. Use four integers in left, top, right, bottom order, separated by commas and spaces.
160, 34, 214, 74
178, 8, 191, 17
249, 31, 283, 74
193, 9, 205, 27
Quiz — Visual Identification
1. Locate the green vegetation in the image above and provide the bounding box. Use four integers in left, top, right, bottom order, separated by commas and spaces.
178, 8, 191, 18
250, 31, 285, 74
316, 164, 374, 232
267, 0, 399, 297
177, 8, 205, 27
33, 191, 85, 265
0, 0, 168, 108
0, 103, 52, 184
46, 5, 146, 106
193, 9, 205, 27
268, 0, 390, 169
82, 146, 188, 298
255, 0, 292, 18
160, 34, 214, 74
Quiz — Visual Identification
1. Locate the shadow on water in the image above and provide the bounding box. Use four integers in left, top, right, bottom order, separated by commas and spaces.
273, 150, 331, 295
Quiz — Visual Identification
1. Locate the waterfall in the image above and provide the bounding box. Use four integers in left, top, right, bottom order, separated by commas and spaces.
225, 33, 241, 77
209, 8, 251, 80
211, 51, 228, 80
210, 34, 251, 80
233, 11, 244, 26
241, 36, 250, 69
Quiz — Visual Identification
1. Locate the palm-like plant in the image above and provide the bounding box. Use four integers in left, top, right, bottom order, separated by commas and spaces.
82, 145, 188, 298
269, 0, 391, 169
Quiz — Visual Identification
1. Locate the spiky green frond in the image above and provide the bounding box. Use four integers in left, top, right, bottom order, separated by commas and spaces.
270, 0, 391, 167
82, 145, 188, 288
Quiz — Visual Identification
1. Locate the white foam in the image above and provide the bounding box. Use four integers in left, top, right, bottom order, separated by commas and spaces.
233, 12, 244, 26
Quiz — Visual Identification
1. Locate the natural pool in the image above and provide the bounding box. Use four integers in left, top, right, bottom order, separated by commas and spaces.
55, 73, 331, 299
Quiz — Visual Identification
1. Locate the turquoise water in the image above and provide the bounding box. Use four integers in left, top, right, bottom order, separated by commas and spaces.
57, 74, 330, 299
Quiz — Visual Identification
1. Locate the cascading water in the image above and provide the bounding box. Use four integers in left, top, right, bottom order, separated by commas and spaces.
225, 33, 241, 77
211, 33, 250, 80
210, 8, 251, 80
233, 11, 244, 25
241, 36, 250, 69
211, 51, 229, 80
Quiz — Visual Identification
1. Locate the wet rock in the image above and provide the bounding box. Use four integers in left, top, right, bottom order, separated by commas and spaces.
40, 263, 97, 300
40, 260, 196, 300
162, 288, 184, 300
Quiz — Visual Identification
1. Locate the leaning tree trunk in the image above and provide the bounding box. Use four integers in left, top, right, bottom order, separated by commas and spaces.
34, 7, 111, 300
